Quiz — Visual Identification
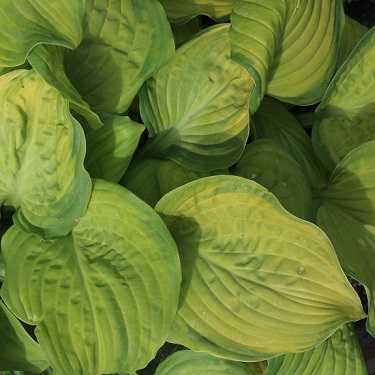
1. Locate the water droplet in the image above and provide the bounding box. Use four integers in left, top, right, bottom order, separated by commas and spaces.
281, 181, 288, 187
297, 265, 305, 274
250, 172, 258, 179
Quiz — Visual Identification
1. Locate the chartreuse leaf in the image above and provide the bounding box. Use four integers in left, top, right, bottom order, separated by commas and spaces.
155, 350, 255, 375
65, 0, 174, 114
171, 17, 203, 47
155, 175, 365, 361
337, 15, 368, 68
0, 301, 49, 372
27, 44, 102, 129
230, 0, 287, 113
265, 0, 344, 105
230, 0, 344, 111
158, 0, 234, 24
263, 323, 367, 375
251, 96, 327, 189
314, 141, 375, 335
235, 139, 314, 221
312, 26, 375, 172
139, 24, 253, 172
1, 179, 181, 375
84, 113, 145, 183
121, 158, 228, 208
0, 0, 84, 68
0, 69, 91, 239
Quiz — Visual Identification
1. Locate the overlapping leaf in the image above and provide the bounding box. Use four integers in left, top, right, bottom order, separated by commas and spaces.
0, 0, 84, 68
230, 0, 287, 113
230, 0, 344, 112
156, 175, 365, 361
65, 0, 175, 114
84, 113, 145, 183
0, 69, 91, 238
251, 97, 327, 189
266, 0, 344, 105
122, 158, 228, 208
0, 301, 49, 373
312, 25, 375, 172
337, 15, 368, 68
235, 139, 314, 221
155, 350, 256, 375
139, 24, 253, 172
1, 180, 181, 375
27, 44, 102, 129
315, 141, 375, 335
263, 323, 367, 374
159, 0, 234, 24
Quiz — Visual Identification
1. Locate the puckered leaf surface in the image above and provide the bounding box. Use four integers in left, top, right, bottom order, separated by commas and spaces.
0, 301, 49, 372
263, 323, 367, 375
315, 141, 375, 336
155, 175, 365, 361
312, 25, 375, 172
1, 179, 181, 375
139, 24, 253, 172
0, 0, 84, 68
65, 0, 174, 114
0, 69, 91, 238
155, 349, 256, 375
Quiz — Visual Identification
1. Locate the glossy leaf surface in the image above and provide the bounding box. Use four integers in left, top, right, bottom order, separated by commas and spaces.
139, 24, 253, 172
0, 69, 91, 238
156, 175, 365, 361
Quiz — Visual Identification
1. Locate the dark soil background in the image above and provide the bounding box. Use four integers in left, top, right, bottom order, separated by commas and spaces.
138, 2, 375, 374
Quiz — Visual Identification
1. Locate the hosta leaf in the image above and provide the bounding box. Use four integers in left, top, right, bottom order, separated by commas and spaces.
155, 175, 365, 361
314, 141, 375, 335
235, 139, 314, 221
155, 350, 256, 375
139, 24, 253, 172
264, 323, 367, 375
312, 26, 375, 172
65, 0, 174, 114
27, 44, 102, 129
0, 301, 49, 372
230, 0, 344, 110
1, 179, 181, 375
266, 0, 344, 105
230, 0, 288, 113
84, 113, 145, 183
159, 0, 234, 24
121, 158, 228, 208
0, 0, 84, 68
337, 15, 368, 68
171, 17, 203, 47
0, 69, 91, 239
251, 96, 327, 189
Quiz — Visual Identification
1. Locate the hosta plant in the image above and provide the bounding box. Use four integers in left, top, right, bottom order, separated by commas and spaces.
0, 0, 374, 374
